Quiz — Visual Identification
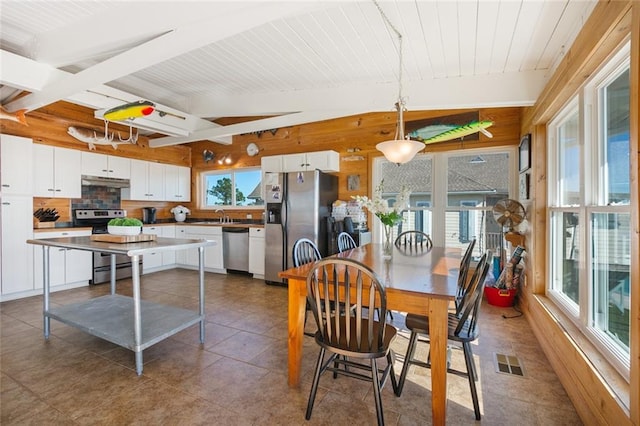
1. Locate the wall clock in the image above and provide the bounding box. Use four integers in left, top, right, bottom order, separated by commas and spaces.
246, 143, 259, 156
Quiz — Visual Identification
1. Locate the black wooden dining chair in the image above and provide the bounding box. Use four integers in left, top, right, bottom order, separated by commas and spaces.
337, 231, 357, 253
394, 230, 432, 255
455, 238, 477, 312
293, 238, 322, 337
396, 251, 492, 421
305, 258, 399, 426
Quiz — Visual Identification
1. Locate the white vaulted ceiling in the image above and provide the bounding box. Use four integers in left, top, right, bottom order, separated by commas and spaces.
0, 0, 596, 147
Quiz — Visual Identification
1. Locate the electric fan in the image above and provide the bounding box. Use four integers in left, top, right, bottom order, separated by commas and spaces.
492, 199, 526, 232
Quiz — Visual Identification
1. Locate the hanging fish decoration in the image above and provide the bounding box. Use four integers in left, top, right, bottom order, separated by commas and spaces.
67, 126, 138, 150
0, 106, 28, 126
423, 120, 493, 144
103, 100, 155, 122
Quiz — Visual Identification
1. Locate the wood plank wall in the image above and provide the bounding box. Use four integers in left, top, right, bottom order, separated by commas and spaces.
520, 1, 638, 424
188, 106, 523, 219
2, 102, 522, 224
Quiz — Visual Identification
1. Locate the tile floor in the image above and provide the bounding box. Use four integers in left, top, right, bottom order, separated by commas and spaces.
1, 269, 582, 425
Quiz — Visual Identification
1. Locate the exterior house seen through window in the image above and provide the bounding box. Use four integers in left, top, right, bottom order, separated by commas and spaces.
203, 168, 263, 208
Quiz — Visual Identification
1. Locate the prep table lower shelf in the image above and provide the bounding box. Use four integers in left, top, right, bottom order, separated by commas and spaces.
47, 294, 203, 351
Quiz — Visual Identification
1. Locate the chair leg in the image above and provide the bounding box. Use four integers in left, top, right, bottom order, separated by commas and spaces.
396, 330, 419, 396
462, 342, 481, 420
370, 358, 384, 426
305, 347, 326, 420
387, 351, 399, 395
304, 302, 315, 337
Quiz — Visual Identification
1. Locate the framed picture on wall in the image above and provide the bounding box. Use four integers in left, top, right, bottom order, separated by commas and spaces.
519, 134, 531, 172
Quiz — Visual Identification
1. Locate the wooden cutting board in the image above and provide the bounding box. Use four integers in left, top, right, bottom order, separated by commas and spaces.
90, 234, 157, 243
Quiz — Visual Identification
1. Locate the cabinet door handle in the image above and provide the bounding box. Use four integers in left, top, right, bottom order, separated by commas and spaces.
102, 169, 108, 172
2, 202, 9, 205
55, 189, 61, 192
1, 184, 9, 187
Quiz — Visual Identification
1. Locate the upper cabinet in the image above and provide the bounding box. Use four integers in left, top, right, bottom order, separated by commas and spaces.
262, 150, 340, 173
1, 134, 33, 195
81, 152, 131, 179
164, 164, 191, 202
33, 145, 81, 198
122, 159, 164, 201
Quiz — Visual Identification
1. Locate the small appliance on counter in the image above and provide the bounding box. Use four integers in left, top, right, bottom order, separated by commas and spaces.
170, 205, 190, 222
142, 207, 157, 224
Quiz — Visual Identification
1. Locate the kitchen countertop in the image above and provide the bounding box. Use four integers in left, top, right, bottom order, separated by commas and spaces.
33, 222, 264, 232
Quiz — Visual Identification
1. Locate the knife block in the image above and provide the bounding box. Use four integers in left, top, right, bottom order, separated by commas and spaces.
33, 218, 56, 229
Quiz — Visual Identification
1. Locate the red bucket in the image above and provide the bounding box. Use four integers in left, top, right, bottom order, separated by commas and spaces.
484, 287, 517, 307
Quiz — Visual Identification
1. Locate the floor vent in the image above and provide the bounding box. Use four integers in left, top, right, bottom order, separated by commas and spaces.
493, 353, 525, 377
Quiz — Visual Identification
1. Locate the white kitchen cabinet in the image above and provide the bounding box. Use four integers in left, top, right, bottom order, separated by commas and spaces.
1, 134, 33, 195
175, 226, 223, 271
161, 225, 176, 266
1, 195, 34, 298
248, 227, 265, 277
142, 226, 163, 272
33, 145, 82, 198
261, 156, 283, 173
141, 225, 176, 272
33, 229, 91, 291
123, 159, 164, 201
81, 152, 131, 179
265, 150, 340, 173
164, 164, 191, 202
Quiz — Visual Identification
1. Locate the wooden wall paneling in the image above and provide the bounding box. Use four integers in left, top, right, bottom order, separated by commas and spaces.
519, 2, 638, 424
120, 200, 177, 223
33, 198, 72, 223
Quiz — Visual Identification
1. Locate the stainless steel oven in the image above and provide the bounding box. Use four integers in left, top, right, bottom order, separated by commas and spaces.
73, 209, 143, 284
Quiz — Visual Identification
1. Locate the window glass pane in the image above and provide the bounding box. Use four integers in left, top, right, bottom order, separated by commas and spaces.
445, 210, 495, 260
205, 173, 232, 206
380, 154, 432, 204
447, 153, 509, 207
235, 170, 263, 206
557, 112, 580, 206
591, 212, 630, 353
601, 68, 630, 205
550, 211, 580, 305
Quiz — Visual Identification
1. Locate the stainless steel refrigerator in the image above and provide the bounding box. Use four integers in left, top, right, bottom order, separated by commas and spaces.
264, 170, 338, 285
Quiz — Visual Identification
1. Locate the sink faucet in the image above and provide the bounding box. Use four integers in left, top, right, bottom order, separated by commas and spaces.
215, 209, 225, 223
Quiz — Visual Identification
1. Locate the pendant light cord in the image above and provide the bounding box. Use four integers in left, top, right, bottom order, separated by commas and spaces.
373, 0, 405, 139
373, 0, 403, 104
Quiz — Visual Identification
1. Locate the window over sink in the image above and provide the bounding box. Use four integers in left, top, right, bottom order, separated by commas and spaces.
201, 167, 263, 209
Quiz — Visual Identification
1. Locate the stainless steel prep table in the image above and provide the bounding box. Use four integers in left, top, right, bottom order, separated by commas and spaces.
27, 236, 215, 375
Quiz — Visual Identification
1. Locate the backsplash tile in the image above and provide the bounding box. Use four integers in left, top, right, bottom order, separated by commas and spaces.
72, 186, 121, 210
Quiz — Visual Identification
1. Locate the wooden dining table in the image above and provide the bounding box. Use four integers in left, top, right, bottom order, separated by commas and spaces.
279, 242, 461, 426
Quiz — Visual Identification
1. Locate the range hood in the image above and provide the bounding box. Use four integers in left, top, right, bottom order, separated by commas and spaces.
81, 175, 130, 188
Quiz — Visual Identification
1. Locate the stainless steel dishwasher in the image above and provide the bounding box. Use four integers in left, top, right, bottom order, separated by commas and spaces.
222, 227, 250, 272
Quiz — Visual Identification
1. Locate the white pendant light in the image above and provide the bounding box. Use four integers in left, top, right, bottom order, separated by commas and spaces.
374, 1, 424, 165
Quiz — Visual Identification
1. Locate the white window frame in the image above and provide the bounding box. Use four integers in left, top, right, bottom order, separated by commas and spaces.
371, 146, 517, 248
546, 40, 631, 379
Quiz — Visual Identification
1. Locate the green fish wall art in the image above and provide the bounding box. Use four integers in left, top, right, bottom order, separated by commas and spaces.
409, 120, 494, 145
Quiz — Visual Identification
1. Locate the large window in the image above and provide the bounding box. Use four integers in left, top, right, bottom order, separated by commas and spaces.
373, 149, 513, 261
547, 41, 630, 377
202, 168, 263, 208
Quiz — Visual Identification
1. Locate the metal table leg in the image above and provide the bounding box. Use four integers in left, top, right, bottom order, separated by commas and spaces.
198, 246, 205, 343
131, 255, 143, 375
110, 253, 116, 295
42, 246, 50, 339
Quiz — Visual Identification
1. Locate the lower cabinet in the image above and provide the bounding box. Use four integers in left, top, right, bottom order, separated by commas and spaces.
249, 227, 265, 277
142, 225, 176, 273
33, 229, 92, 291
176, 226, 224, 272
0, 195, 34, 299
